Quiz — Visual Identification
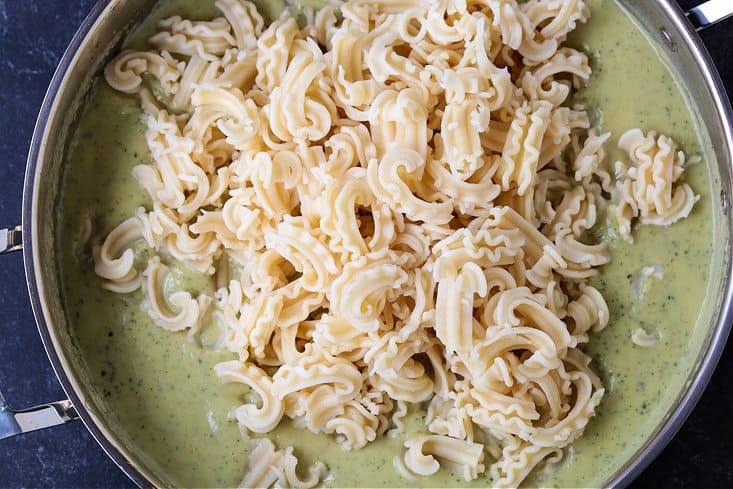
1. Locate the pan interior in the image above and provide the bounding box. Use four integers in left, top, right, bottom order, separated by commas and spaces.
39, 0, 728, 487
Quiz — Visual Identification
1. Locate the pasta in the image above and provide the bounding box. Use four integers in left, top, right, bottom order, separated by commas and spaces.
93, 0, 699, 487
239, 438, 326, 489
614, 129, 698, 242
631, 327, 660, 348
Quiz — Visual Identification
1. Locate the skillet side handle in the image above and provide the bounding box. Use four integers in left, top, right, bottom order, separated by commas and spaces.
0, 226, 23, 255
1, 388, 79, 441
0, 226, 80, 440
686, 0, 733, 30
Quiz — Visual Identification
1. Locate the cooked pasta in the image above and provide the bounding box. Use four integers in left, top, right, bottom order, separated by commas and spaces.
93, 0, 698, 487
614, 129, 698, 242
239, 438, 326, 489
631, 327, 661, 348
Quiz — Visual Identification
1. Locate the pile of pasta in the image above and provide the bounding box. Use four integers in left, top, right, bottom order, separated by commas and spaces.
93, 0, 697, 486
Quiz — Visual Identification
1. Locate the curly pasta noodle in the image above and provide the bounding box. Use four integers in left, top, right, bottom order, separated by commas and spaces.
614, 128, 698, 242
95, 0, 698, 487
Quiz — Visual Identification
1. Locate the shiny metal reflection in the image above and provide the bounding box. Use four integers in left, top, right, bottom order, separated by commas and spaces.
687, 0, 733, 30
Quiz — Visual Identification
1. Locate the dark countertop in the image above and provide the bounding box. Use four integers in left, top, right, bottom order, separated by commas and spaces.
0, 1, 731, 488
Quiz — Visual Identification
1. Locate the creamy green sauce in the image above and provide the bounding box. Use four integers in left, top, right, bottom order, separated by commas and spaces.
57, 0, 717, 487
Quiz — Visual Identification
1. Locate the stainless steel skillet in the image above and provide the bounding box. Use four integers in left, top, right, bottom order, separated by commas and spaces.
1, 0, 732, 487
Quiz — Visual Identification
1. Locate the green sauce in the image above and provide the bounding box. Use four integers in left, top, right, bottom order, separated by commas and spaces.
57, 0, 718, 487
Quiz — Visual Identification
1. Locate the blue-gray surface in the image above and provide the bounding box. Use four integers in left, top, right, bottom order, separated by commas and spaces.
0, 0, 731, 488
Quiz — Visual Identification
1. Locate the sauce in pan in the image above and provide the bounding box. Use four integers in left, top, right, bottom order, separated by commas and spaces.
56, 0, 717, 486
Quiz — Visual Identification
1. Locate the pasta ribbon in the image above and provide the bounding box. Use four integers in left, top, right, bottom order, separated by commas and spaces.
150, 16, 237, 61
368, 148, 453, 224
216, 360, 285, 433
93, 216, 149, 292
400, 435, 485, 481
330, 251, 409, 333
104, 50, 184, 95
615, 129, 698, 242
141, 257, 210, 332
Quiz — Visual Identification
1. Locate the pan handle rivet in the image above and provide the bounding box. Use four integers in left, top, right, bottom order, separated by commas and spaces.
659, 27, 677, 52
721, 188, 729, 216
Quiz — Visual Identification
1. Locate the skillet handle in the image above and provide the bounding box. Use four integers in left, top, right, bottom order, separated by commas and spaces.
686, 0, 733, 30
1, 389, 79, 440
0, 226, 22, 255
0, 226, 80, 440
